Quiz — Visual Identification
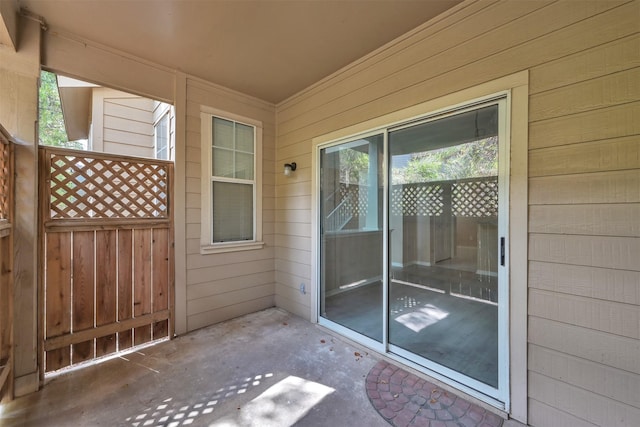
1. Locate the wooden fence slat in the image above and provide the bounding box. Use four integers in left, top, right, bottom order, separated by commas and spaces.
118, 229, 133, 350
152, 228, 169, 339
72, 231, 95, 364
40, 146, 174, 372
96, 230, 117, 357
134, 229, 152, 345
45, 232, 72, 372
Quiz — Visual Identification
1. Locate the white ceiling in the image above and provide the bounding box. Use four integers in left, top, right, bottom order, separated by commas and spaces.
19, 0, 461, 104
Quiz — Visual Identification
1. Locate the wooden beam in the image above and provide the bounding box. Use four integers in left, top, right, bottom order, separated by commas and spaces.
44, 310, 170, 351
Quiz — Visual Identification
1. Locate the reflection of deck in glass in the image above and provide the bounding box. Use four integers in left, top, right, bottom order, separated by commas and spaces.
324, 265, 499, 388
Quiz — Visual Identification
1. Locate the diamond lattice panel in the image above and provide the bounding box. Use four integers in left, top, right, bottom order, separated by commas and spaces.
452, 179, 498, 217
0, 143, 10, 220
48, 154, 169, 220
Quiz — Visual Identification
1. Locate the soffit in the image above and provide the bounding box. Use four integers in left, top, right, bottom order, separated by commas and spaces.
19, 0, 461, 104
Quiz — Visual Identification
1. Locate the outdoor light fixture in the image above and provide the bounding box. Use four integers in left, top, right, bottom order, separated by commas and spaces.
284, 162, 297, 176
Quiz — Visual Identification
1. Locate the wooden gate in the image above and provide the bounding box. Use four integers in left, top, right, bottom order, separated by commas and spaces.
0, 125, 14, 400
39, 147, 174, 373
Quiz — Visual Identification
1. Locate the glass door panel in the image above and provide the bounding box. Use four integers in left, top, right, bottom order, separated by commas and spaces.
319, 134, 384, 342
388, 105, 501, 388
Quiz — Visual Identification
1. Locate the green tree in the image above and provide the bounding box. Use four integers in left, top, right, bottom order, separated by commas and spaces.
396, 137, 498, 184
340, 148, 369, 185
39, 71, 84, 149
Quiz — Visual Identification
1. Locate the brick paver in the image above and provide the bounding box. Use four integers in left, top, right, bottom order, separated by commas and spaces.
366, 361, 504, 427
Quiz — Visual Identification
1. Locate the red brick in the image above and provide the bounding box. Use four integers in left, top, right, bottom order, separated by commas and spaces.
368, 390, 380, 399
381, 391, 395, 401
372, 398, 386, 410
459, 416, 477, 427
412, 396, 427, 406
468, 408, 484, 422
418, 408, 436, 419
396, 394, 410, 404
483, 412, 504, 427
403, 386, 417, 396
393, 412, 414, 427
387, 401, 404, 412
449, 405, 465, 418
380, 408, 397, 419
452, 397, 471, 411
410, 414, 432, 427
436, 410, 453, 421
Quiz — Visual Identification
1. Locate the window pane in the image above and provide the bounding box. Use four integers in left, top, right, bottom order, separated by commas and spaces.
212, 182, 253, 243
155, 115, 169, 160
235, 152, 254, 180
212, 147, 233, 177
213, 117, 234, 149
235, 123, 254, 153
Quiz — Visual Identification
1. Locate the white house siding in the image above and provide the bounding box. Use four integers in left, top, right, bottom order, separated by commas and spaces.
274, 1, 640, 426
152, 101, 175, 160
184, 77, 276, 331
90, 88, 156, 158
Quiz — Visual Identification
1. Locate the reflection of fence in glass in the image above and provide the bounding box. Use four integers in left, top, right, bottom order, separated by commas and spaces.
325, 176, 497, 232
48, 153, 169, 220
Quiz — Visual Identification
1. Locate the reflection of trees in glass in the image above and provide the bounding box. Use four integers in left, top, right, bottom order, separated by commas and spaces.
39, 70, 84, 149
340, 149, 369, 185
395, 137, 498, 184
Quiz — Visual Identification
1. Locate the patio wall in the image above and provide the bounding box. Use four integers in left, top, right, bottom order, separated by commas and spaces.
182, 77, 276, 331
41, 26, 277, 333
274, 1, 640, 425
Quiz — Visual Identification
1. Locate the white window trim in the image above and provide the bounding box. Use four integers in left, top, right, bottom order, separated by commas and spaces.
200, 106, 263, 254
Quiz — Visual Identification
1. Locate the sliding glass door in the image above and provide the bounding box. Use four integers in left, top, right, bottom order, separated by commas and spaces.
388, 104, 503, 390
319, 134, 384, 343
318, 99, 508, 402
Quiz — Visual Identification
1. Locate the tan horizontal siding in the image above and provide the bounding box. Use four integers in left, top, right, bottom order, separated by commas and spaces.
529, 234, 640, 271
529, 101, 640, 150
104, 101, 153, 123
104, 115, 153, 137
529, 67, 640, 122
274, 293, 308, 319
182, 76, 276, 331
528, 399, 597, 427
529, 289, 639, 339
529, 262, 640, 306
187, 283, 274, 315
529, 34, 640, 94
274, 1, 640, 424
529, 371, 640, 427
530, 170, 640, 205
529, 316, 640, 375
529, 136, 640, 177
529, 204, 640, 236
529, 345, 640, 408
187, 296, 274, 331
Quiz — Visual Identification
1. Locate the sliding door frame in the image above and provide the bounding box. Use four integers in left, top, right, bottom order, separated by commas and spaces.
310, 72, 529, 418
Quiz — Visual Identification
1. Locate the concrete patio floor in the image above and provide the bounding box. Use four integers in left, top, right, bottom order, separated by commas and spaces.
0, 308, 523, 427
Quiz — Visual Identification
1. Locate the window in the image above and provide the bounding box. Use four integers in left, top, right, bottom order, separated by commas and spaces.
154, 112, 170, 160
200, 107, 263, 253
